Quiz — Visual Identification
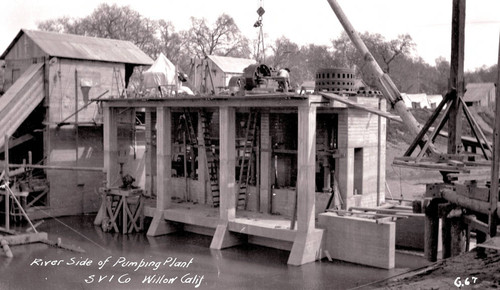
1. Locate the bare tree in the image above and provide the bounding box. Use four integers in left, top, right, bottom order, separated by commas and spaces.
184, 14, 251, 58
37, 4, 159, 57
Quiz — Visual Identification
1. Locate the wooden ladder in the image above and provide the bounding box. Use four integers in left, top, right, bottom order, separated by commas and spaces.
236, 111, 258, 210
201, 111, 220, 207
182, 108, 197, 146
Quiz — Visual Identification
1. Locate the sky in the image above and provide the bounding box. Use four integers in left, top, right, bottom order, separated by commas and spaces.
1, 0, 499, 71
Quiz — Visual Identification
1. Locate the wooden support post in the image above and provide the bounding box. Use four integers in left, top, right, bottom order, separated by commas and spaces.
43, 57, 51, 173
424, 198, 440, 262
2, 140, 9, 231
489, 33, 500, 237
74, 69, 79, 186
377, 98, 382, 206
259, 110, 271, 213
145, 108, 153, 196
4, 135, 9, 178
95, 106, 118, 226
148, 106, 178, 236
197, 112, 207, 204
447, 0, 465, 154
450, 217, 466, 256
442, 216, 452, 259
210, 107, 244, 249
288, 105, 324, 266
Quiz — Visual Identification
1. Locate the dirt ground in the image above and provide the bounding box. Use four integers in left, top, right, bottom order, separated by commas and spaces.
371, 248, 500, 289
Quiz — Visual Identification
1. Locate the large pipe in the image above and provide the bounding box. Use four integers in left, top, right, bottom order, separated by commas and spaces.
326, 0, 438, 155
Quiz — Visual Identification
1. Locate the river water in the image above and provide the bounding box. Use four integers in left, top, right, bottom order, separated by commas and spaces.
0, 215, 429, 290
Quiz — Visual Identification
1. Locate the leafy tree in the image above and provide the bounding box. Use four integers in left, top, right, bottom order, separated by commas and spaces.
434, 57, 451, 94
465, 64, 498, 84
184, 14, 251, 58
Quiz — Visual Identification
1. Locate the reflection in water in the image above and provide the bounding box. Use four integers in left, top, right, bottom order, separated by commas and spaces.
0, 215, 429, 290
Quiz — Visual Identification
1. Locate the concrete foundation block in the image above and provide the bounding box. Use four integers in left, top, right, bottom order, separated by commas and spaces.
210, 223, 246, 249
287, 229, 324, 266
318, 213, 395, 269
146, 211, 181, 237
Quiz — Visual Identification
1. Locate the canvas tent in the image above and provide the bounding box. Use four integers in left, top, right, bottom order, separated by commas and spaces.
143, 53, 178, 96
142, 53, 194, 96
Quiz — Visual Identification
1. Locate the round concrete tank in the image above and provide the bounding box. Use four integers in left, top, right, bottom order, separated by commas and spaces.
315, 68, 356, 94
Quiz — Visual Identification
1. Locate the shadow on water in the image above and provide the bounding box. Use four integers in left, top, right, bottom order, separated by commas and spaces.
0, 215, 430, 290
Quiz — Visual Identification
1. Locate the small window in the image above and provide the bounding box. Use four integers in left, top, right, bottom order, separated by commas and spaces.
354, 148, 363, 195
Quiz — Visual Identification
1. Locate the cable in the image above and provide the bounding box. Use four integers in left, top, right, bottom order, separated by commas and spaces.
35, 207, 110, 253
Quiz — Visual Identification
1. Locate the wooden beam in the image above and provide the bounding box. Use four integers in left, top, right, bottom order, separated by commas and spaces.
197, 111, 207, 204
145, 108, 153, 196
489, 33, 500, 237
319, 92, 402, 122
0, 134, 34, 154
447, 0, 466, 154
424, 199, 440, 262
460, 97, 491, 158
348, 207, 424, 217
7, 164, 104, 172
404, 91, 453, 156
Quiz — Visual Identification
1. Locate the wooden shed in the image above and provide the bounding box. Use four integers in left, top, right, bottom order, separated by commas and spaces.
191, 55, 256, 94
464, 82, 496, 107
0, 29, 153, 218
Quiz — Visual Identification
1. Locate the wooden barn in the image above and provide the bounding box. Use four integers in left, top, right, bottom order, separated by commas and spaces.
0, 29, 153, 218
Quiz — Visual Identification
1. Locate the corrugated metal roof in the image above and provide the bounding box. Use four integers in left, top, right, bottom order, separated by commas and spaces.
464, 83, 495, 102
207, 55, 255, 73
1, 29, 153, 65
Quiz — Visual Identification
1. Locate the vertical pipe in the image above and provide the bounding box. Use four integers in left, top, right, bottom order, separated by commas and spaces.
377, 97, 382, 206
183, 131, 189, 201
74, 69, 79, 185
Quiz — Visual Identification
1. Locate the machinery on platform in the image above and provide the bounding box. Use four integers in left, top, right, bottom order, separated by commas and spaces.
229, 63, 292, 94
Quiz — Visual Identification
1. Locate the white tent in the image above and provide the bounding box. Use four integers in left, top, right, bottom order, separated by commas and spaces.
401, 93, 431, 109
142, 53, 178, 96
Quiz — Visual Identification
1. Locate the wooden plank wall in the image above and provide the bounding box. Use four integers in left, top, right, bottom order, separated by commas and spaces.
48, 59, 124, 123
3, 33, 47, 91
37, 60, 138, 218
